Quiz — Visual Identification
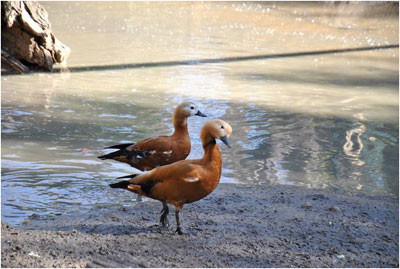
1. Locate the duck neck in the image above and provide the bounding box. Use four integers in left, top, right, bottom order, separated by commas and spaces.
172, 113, 188, 137
202, 138, 222, 168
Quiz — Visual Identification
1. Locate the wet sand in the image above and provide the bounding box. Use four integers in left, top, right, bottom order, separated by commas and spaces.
1, 184, 398, 268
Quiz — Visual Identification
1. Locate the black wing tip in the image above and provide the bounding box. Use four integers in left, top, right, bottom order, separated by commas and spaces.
109, 173, 139, 189
116, 174, 139, 179
104, 143, 135, 150
109, 181, 131, 189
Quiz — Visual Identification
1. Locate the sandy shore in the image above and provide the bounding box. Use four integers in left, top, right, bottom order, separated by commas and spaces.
1, 184, 399, 268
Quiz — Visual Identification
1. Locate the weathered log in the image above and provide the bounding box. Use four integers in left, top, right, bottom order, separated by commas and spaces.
1, 1, 70, 73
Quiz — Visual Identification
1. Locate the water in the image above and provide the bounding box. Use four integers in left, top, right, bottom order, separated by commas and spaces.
1, 2, 398, 225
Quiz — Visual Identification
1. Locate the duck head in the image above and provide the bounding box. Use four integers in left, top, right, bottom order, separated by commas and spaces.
201, 119, 233, 148
175, 102, 207, 118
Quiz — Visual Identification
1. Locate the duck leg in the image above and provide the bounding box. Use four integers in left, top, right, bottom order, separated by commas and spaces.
175, 207, 183, 235
159, 202, 169, 227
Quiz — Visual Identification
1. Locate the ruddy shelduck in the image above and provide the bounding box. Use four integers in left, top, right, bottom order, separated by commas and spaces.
98, 102, 207, 171
109, 119, 232, 234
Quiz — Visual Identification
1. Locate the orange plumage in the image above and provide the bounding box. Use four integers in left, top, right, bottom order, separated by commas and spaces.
98, 102, 206, 171
109, 119, 232, 234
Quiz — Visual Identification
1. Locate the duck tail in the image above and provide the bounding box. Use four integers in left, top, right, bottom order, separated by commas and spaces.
98, 149, 125, 160
109, 174, 138, 189
97, 143, 134, 160
104, 143, 135, 150
116, 174, 139, 179
98, 144, 152, 161
109, 181, 131, 189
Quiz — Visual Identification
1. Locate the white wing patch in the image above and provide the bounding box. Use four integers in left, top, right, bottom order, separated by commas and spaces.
163, 150, 173, 155
184, 177, 200, 183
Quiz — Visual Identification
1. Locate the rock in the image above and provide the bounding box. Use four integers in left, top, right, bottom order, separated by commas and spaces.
328, 206, 340, 212
1, 1, 70, 73
301, 202, 313, 209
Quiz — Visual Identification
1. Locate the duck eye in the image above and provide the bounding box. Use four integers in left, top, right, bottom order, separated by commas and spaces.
190, 106, 194, 110
221, 125, 224, 129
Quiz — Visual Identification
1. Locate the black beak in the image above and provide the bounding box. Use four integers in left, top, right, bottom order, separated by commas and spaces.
220, 136, 231, 148
195, 110, 207, 117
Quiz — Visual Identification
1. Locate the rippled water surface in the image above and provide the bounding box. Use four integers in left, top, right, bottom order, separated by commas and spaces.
2, 2, 399, 225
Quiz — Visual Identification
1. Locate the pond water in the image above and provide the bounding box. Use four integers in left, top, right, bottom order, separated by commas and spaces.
1, 2, 399, 225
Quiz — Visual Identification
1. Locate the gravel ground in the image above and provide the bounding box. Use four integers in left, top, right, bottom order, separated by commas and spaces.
1, 184, 399, 268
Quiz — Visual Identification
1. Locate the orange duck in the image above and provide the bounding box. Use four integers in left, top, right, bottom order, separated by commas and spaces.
109, 119, 232, 234
98, 102, 207, 171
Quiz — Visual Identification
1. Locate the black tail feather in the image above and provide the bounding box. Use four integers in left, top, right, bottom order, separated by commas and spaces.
109, 176, 158, 195
98, 143, 134, 160
104, 143, 135, 150
109, 181, 131, 189
116, 174, 139, 179
98, 145, 152, 161
109, 174, 139, 189
98, 149, 124, 160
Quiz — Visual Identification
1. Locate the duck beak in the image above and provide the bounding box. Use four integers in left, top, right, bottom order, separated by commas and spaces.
195, 110, 207, 117
220, 136, 231, 148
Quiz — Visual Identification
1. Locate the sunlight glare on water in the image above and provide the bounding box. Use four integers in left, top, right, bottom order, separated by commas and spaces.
1, 2, 398, 225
